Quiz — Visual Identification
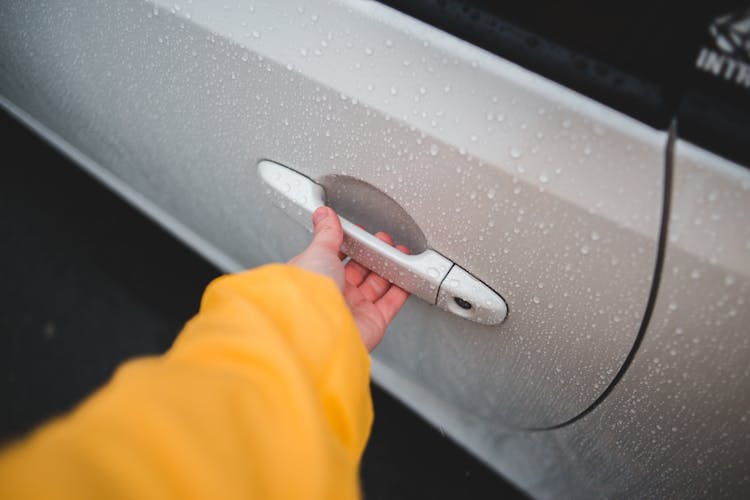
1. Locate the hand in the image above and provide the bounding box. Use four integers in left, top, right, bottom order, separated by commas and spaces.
289, 206, 410, 351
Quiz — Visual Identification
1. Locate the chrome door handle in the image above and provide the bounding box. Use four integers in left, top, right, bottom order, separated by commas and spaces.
258, 160, 507, 325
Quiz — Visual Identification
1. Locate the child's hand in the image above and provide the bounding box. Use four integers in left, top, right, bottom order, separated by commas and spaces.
289, 207, 410, 351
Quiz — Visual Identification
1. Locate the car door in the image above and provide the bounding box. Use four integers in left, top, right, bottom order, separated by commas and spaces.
2, 0, 748, 497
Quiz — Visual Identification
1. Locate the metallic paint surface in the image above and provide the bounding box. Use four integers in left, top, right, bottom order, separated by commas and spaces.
432, 142, 750, 498
10, 1, 748, 498
0, 0, 664, 429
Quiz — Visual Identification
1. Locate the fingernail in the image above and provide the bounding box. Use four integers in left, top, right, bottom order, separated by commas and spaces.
312, 207, 328, 225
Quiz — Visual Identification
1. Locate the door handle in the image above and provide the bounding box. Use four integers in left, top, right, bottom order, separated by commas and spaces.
258, 160, 507, 325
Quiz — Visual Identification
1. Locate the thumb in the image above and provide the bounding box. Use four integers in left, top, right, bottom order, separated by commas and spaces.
288, 206, 345, 290
311, 206, 343, 253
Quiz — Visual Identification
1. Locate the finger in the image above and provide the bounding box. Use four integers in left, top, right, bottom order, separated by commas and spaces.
310, 207, 343, 254
374, 231, 394, 246
375, 285, 410, 325
344, 259, 370, 287
395, 244, 411, 255
359, 273, 391, 302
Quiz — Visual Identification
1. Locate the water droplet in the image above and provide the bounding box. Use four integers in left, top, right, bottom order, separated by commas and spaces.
509, 147, 522, 159
429, 144, 439, 156
539, 172, 549, 183
591, 231, 600, 241
690, 269, 701, 279
562, 119, 572, 128
427, 267, 440, 278
532, 296, 540, 304
364, 47, 373, 56
580, 245, 590, 255
486, 188, 496, 199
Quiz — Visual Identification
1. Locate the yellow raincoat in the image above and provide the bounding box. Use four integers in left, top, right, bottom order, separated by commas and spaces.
0, 265, 372, 499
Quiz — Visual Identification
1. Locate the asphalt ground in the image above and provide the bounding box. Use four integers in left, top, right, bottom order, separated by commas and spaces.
0, 109, 526, 499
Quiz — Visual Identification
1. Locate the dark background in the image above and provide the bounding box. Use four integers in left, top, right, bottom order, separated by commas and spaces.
0, 110, 526, 499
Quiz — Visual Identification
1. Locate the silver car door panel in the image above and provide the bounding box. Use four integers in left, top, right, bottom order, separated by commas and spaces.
548, 142, 750, 497
369, 140, 750, 499
0, 0, 666, 429
1, 0, 686, 496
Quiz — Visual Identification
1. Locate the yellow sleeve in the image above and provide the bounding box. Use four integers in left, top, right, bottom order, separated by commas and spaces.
0, 264, 373, 500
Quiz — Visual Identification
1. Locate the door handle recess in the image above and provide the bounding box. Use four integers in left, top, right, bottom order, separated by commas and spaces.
258, 160, 507, 325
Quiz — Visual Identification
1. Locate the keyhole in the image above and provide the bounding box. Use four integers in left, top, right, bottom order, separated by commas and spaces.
454, 297, 473, 310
